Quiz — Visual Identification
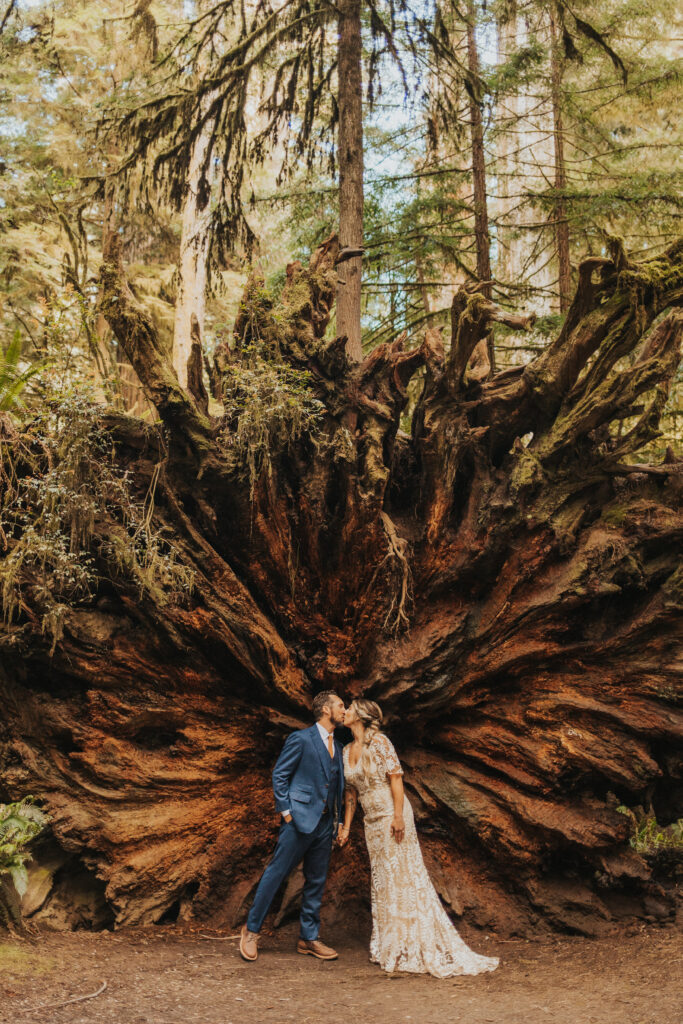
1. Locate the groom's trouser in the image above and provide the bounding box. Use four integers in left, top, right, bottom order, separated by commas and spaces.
246, 811, 334, 940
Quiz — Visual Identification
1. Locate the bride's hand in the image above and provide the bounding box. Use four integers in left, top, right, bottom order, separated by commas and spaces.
337, 825, 350, 847
390, 816, 405, 843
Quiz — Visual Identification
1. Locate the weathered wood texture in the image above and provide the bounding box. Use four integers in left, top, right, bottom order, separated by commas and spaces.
1, 235, 682, 936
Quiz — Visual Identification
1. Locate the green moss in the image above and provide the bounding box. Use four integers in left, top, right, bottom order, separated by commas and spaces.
330, 425, 355, 464
617, 239, 683, 328
662, 563, 683, 610
462, 292, 490, 326
281, 276, 315, 318
0, 942, 55, 973
600, 505, 630, 527
509, 446, 544, 498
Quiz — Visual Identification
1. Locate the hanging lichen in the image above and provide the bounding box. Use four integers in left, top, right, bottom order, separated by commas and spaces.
218, 347, 325, 499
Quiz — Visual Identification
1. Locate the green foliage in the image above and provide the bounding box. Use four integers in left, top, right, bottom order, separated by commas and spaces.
0, 797, 48, 902
618, 239, 683, 329
0, 332, 46, 413
219, 348, 325, 498
0, 0, 180, 399
616, 805, 683, 855
0, 381, 194, 653
100, 0, 437, 265
0, 0, 680, 453
486, 39, 547, 97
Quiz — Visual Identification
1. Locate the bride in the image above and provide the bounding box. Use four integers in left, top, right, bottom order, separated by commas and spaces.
338, 699, 499, 979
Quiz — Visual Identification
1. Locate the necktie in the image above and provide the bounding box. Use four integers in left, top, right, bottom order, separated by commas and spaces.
327, 733, 334, 759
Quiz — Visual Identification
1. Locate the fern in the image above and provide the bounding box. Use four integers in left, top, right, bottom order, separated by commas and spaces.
0, 332, 46, 414
0, 797, 47, 895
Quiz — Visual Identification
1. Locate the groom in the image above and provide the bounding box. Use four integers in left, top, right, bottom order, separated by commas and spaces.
240, 691, 346, 962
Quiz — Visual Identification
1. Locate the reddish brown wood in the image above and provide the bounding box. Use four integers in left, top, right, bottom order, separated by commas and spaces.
1, 234, 681, 937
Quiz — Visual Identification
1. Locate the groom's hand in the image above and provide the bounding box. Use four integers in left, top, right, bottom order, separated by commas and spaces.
282, 813, 293, 823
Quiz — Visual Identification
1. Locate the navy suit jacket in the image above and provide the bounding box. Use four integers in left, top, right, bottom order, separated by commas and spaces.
272, 725, 344, 834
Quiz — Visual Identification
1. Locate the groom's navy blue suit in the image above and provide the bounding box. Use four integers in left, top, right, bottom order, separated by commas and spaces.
246, 724, 344, 940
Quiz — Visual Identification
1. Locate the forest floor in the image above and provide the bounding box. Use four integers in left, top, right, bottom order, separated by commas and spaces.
1, 922, 681, 1024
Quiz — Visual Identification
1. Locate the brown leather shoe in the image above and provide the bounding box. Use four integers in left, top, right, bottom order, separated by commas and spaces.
240, 924, 260, 962
296, 937, 338, 960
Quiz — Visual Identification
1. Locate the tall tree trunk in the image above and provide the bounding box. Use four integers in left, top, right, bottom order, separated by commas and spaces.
494, 5, 517, 291
466, 1, 495, 372
94, 177, 153, 417
173, 110, 216, 389
90, 180, 117, 390
416, 254, 432, 318
549, 6, 571, 313
493, 3, 557, 313
336, 0, 364, 362
1, 230, 681, 935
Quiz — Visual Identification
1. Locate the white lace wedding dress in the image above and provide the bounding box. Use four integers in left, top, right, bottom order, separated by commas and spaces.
343, 733, 499, 978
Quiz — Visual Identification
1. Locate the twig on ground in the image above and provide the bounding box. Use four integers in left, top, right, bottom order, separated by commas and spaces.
16, 980, 107, 1015
199, 932, 240, 940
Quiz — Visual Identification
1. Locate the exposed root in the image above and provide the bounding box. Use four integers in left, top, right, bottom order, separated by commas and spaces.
379, 511, 413, 634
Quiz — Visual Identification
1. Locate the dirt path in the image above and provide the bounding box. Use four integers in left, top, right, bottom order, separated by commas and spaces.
1, 923, 681, 1024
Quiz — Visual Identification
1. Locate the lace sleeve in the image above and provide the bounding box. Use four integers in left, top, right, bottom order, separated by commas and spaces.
373, 733, 403, 776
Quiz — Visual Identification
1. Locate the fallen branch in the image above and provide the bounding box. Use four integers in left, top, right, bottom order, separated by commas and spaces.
16, 980, 107, 1015
604, 461, 683, 477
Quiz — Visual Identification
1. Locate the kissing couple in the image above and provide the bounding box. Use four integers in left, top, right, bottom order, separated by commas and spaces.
240, 691, 499, 978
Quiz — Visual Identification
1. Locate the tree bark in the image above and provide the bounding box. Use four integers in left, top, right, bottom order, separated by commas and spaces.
494, 4, 517, 291
336, 0, 364, 362
466, 1, 495, 373
1, 233, 682, 936
549, 5, 572, 312
172, 100, 216, 389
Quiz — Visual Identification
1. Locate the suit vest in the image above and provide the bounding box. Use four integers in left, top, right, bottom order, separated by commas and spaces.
327, 754, 340, 814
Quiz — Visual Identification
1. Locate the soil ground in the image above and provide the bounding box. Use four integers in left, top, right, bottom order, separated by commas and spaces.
1, 923, 681, 1024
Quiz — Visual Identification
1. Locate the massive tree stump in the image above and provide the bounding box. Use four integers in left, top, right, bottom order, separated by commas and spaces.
1, 235, 681, 936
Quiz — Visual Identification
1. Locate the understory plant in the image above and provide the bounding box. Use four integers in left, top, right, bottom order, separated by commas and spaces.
617, 805, 683, 862
0, 381, 195, 652
219, 348, 325, 498
0, 797, 48, 929
0, 332, 46, 415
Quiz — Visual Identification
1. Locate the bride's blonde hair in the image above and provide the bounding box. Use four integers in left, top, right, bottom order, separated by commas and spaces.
350, 699, 383, 776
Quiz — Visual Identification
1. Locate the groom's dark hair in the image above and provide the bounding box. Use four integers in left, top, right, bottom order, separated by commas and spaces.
312, 690, 339, 721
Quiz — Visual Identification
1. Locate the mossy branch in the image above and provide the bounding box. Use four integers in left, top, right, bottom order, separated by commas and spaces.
98, 234, 212, 460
